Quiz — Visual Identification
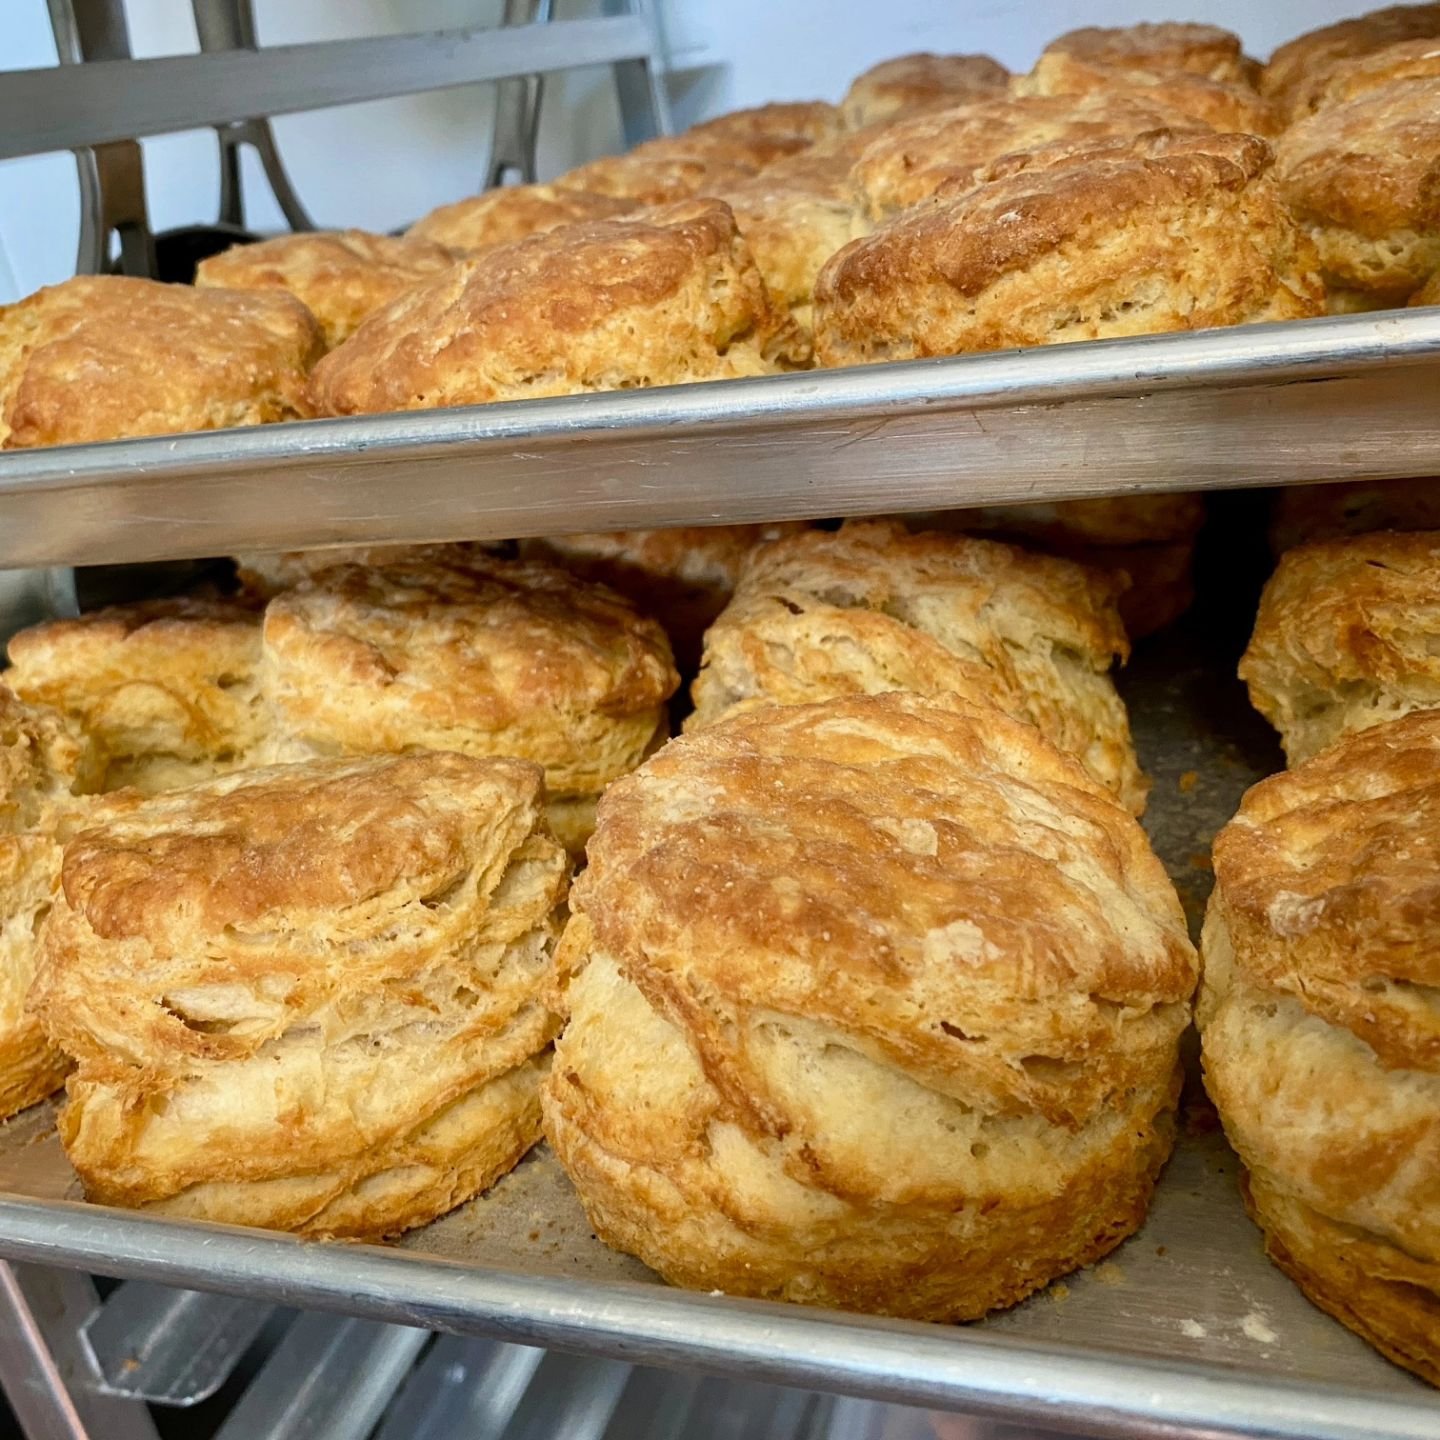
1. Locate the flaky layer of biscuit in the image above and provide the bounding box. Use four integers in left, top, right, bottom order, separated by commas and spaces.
840, 52, 1009, 130
0, 276, 322, 449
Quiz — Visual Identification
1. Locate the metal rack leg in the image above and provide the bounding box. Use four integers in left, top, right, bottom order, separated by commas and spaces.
605, 0, 671, 145
0, 1262, 160, 1440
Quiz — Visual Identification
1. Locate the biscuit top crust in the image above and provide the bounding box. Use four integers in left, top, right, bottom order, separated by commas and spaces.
194, 230, 457, 348
1273, 77, 1440, 239
1211, 708, 1440, 1071
1264, 4, 1440, 113
530, 524, 802, 593
1042, 21, 1255, 83
841, 52, 1010, 129
0, 275, 322, 448
0, 686, 91, 832
575, 689, 1194, 1120
832, 129, 1274, 304
689, 101, 844, 148
556, 143, 767, 204
262, 552, 678, 752
407, 184, 635, 254
1293, 34, 1440, 111
849, 90, 1208, 217
308, 200, 795, 415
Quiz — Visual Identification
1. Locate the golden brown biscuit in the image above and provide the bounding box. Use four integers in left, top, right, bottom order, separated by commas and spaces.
556, 137, 772, 204
1269, 477, 1440, 552
849, 90, 1210, 220
1293, 34, 1440, 113
840, 52, 1010, 130
194, 230, 456, 350
1240, 530, 1440, 765
907, 494, 1207, 640
1263, 4, 1440, 117
0, 687, 95, 1120
0, 276, 321, 449
688, 520, 1147, 813
31, 752, 568, 1238
544, 689, 1196, 1318
309, 200, 801, 417
408, 184, 635, 255
520, 523, 806, 673
688, 101, 844, 149
260, 552, 678, 852
1014, 53, 1282, 136
7, 598, 265, 794
1040, 21, 1258, 85
233, 542, 497, 599
818, 130, 1323, 365
1198, 711, 1440, 1384
1274, 78, 1440, 301
1412, 269, 1440, 305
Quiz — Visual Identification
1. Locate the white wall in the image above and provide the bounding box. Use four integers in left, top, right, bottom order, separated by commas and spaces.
1, 0, 1363, 302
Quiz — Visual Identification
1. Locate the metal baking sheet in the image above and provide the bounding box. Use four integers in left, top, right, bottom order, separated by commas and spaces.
0, 309, 1438, 569
0, 605, 1435, 1440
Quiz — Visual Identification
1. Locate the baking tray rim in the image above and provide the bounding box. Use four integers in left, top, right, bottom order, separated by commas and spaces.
0, 1188, 1433, 1440
2, 307, 1438, 495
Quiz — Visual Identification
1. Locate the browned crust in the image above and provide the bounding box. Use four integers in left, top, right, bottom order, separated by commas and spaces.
690, 101, 843, 148
840, 52, 1010, 130
309, 201, 801, 415
0, 276, 322, 449
818, 131, 1322, 364
194, 230, 457, 349
1042, 21, 1257, 84
1264, 4, 1440, 115
407, 185, 636, 256
1268, 478, 1440, 552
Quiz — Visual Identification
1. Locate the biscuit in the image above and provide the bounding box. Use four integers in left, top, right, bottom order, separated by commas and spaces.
0, 276, 321, 449
1263, 4, 1440, 117
260, 552, 678, 852
194, 230, 457, 349
818, 130, 1323, 365
1412, 269, 1440, 304
840, 53, 1010, 129
31, 752, 567, 1238
1240, 530, 1440, 765
408, 184, 636, 255
1014, 53, 1282, 136
556, 140, 769, 204
1198, 711, 1440, 1383
688, 520, 1147, 813
907, 495, 1207, 640
520, 523, 806, 673
0, 688, 95, 1120
1039, 22, 1258, 85
1269, 477, 1440, 552
688, 101, 844, 149
7, 598, 266, 794
1273, 78, 1440, 302
234, 542, 496, 599
544, 690, 1196, 1318
309, 200, 802, 416
1292, 34, 1440, 113
849, 91, 1211, 220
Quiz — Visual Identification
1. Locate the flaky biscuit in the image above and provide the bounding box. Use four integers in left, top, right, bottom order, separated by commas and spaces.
1274, 78, 1440, 301
0, 276, 321, 449
7, 598, 265, 794
556, 141, 767, 204
408, 184, 635, 255
840, 53, 1010, 130
32, 752, 568, 1238
1199, 712, 1440, 1383
1240, 530, 1440, 764
1040, 21, 1258, 85
849, 90, 1209, 220
520, 523, 806, 672
689, 101, 843, 149
1263, 4, 1440, 117
1292, 34, 1440, 113
0, 688, 94, 1121
544, 690, 1195, 1318
688, 520, 1147, 812
1015, 53, 1281, 136
1269, 477, 1440, 552
260, 552, 677, 852
818, 131, 1323, 365
309, 201, 801, 416
234, 542, 496, 599
194, 230, 456, 350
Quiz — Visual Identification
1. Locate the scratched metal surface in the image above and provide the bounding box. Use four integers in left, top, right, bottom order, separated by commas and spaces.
0, 523, 1433, 1436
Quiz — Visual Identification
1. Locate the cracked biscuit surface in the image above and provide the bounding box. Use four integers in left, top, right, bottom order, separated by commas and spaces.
544, 690, 1195, 1318
32, 751, 568, 1239
840, 52, 1010, 129
688, 520, 1147, 813
1199, 710, 1440, 1383
0, 276, 321, 448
